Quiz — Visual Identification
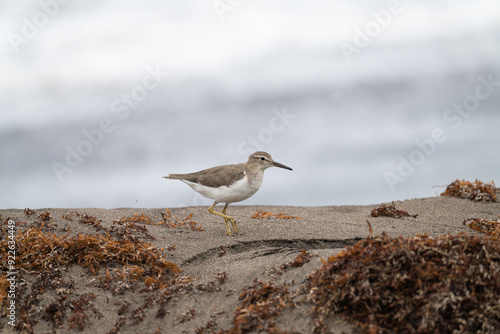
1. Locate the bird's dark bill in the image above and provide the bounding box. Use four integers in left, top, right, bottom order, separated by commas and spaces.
273, 161, 293, 171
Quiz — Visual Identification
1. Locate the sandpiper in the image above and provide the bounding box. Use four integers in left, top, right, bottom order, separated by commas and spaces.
163, 151, 292, 236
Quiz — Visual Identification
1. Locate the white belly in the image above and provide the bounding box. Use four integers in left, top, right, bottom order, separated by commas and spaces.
182, 174, 262, 203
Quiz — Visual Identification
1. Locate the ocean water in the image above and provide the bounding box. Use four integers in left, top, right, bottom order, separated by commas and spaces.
1, 0, 499, 209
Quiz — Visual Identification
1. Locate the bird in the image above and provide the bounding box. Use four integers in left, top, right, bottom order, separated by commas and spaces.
163, 151, 292, 236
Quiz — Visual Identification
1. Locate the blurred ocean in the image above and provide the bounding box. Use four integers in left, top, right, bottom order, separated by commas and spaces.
1, 0, 499, 209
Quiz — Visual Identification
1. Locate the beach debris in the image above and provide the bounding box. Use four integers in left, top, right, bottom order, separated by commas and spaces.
67, 293, 99, 331
24, 208, 35, 216
37, 211, 52, 221
218, 245, 228, 257
219, 252, 315, 333
78, 212, 106, 232
0, 226, 180, 284
42, 289, 99, 331
216, 272, 228, 285
177, 308, 196, 323
0, 276, 9, 306
130, 299, 150, 325
280, 249, 314, 272
65, 211, 156, 242
43, 295, 68, 328
371, 202, 418, 218
0, 225, 181, 332
274, 212, 303, 219
305, 232, 500, 333
463, 218, 500, 242
115, 213, 154, 225
195, 318, 219, 334
252, 209, 303, 220
112, 215, 156, 241
252, 210, 274, 219
32, 211, 57, 229
229, 279, 295, 333
366, 219, 373, 236
441, 179, 497, 202
108, 314, 127, 334
158, 209, 205, 231
267, 250, 316, 278
147, 273, 229, 330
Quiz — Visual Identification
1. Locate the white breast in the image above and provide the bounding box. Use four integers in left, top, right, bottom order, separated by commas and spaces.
182, 173, 263, 203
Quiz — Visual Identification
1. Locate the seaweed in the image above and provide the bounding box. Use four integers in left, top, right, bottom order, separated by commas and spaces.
274, 212, 303, 220
0, 227, 181, 286
219, 253, 315, 333
215, 272, 228, 285
463, 218, 500, 242
67, 293, 99, 330
14, 269, 70, 333
306, 233, 500, 333
111, 218, 155, 242
37, 212, 52, 222
252, 210, 274, 219
158, 209, 205, 231
0, 212, 187, 333
371, 202, 418, 218
177, 308, 196, 323
0, 276, 9, 309
226, 279, 295, 334
218, 245, 227, 257
107, 315, 127, 334
280, 250, 314, 272
43, 295, 67, 328
130, 299, 150, 325
62, 211, 106, 232
441, 179, 497, 202
115, 213, 154, 225
252, 210, 303, 220
24, 208, 35, 216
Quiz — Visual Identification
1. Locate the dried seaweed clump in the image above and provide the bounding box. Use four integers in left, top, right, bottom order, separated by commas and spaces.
306, 233, 500, 333
441, 179, 497, 202
0, 227, 181, 288
157, 209, 205, 231
280, 249, 314, 272
0, 275, 8, 308
224, 279, 294, 334
252, 210, 302, 220
371, 202, 418, 218
464, 218, 500, 242
212, 252, 315, 334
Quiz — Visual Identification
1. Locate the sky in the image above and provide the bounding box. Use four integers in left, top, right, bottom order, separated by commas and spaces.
1, 0, 499, 209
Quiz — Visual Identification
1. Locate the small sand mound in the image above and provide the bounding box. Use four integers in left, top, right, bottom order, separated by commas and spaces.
306, 233, 500, 333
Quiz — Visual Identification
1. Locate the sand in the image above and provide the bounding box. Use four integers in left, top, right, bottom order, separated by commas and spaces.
1, 196, 499, 333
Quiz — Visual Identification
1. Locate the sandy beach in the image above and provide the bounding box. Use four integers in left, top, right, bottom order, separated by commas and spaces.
1, 196, 499, 333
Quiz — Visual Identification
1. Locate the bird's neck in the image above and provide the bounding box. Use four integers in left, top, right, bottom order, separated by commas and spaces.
245, 166, 265, 188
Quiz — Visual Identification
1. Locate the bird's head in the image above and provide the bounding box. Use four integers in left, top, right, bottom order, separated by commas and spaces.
247, 151, 293, 171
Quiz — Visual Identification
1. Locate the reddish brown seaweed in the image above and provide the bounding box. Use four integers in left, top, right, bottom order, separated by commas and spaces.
371, 202, 418, 218
441, 179, 497, 202
306, 233, 500, 333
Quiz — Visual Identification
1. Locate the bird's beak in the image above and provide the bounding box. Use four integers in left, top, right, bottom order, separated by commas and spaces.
272, 161, 293, 171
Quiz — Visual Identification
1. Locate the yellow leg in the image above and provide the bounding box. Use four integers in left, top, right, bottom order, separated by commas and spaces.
208, 202, 237, 236
222, 203, 238, 235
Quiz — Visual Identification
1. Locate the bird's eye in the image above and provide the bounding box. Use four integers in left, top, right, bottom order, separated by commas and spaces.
260, 157, 265, 161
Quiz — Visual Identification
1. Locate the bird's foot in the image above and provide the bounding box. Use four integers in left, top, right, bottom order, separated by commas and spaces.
224, 217, 238, 236
224, 218, 234, 236
230, 218, 239, 235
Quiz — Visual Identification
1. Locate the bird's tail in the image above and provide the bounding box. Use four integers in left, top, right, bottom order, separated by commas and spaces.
163, 174, 184, 180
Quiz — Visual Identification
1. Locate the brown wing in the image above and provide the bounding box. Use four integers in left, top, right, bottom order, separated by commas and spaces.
166, 164, 246, 188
